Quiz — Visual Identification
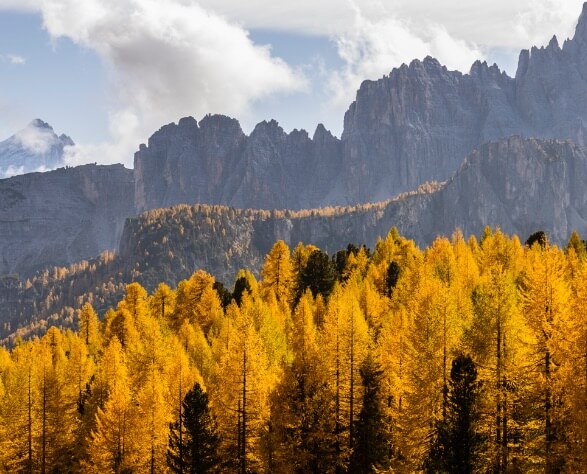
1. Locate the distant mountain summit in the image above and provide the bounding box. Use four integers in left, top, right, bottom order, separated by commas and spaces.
0, 119, 74, 179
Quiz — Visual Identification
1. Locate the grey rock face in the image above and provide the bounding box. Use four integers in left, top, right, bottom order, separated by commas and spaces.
124, 136, 587, 284
134, 5, 587, 210
0, 164, 134, 276
341, 58, 527, 202
134, 115, 341, 212
0, 119, 74, 178
514, 16, 587, 144
134, 115, 246, 212
407, 137, 587, 245
325, 136, 587, 250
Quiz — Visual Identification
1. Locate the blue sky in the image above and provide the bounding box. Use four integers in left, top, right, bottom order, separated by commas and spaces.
0, 12, 107, 141
0, 0, 585, 167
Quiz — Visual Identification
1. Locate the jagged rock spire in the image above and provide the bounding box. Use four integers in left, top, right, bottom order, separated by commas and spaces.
574, 2, 587, 43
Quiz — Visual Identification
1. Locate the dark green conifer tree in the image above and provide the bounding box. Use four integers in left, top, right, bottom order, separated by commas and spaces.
167, 383, 220, 474
232, 276, 251, 307
385, 261, 401, 297
349, 353, 390, 473
425, 354, 482, 474
525, 231, 547, 249
297, 250, 336, 300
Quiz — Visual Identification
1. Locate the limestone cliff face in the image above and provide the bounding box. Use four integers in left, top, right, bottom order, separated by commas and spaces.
122, 136, 587, 283
333, 136, 587, 248
407, 137, 587, 245
339, 5, 587, 201
515, 5, 587, 143
134, 116, 341, 212
0, 164, 134, 276
341, 58, 526, 202
310, 136, 587, 250
133, 5, 587, 209
134, 115, 246, 212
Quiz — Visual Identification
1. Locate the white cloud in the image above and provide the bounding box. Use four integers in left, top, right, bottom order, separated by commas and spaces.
0, 53, 27, 65
195, 0, 357, 37
326, 7, 483, 114
195, 0, 585, 49
4, 0, 306, 166
6, 54, 26, 65
2, 164, 24, 178
0, 163, 53, 179
388, 0, 584, 49
15, 121, 58, 154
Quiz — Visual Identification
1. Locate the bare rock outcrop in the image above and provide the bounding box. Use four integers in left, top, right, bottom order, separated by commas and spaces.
0, 164, 134, 276
134, 4, 587, 210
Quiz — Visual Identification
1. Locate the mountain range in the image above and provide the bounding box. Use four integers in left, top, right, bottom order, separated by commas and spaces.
134, 3, 587, 210
4, 3, 587, 338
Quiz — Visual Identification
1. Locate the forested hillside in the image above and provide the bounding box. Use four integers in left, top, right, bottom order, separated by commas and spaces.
0, 201, 395, 343
6, 134, 586, 345
2, 228, 587, 472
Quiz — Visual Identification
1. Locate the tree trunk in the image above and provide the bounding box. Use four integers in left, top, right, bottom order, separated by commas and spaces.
496, 294, 502, 473
28, 364, 32, 474
41, 364, 46, 474
241, 348, 247, 474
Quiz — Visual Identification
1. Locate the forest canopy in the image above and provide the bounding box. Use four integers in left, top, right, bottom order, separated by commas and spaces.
1, 227, 587, 472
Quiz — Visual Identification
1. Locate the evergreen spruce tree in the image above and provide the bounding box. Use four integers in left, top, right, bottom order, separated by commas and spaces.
425, 354, 482, 474
297, 250, 336, 300
385, 261, 401, 297
349, 353, 390, 473
167, 383, 220, 474
232, 276, 251, 307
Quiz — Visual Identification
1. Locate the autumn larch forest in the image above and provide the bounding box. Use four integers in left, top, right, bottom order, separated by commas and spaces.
2, 227, 587, 473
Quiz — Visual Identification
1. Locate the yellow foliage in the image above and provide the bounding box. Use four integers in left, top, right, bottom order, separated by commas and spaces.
4, 227, 587, 472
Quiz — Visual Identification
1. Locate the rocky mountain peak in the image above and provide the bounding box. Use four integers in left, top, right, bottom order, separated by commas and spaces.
574, 2, 587, 43
548, 35, 560, 50
469, 60, 505, 80
198, 114, 242, 133
252, 119, 283, 135
313, 123, 335, 142
422, 55, 442, 68
289, 128, 310, 142
0, 119, 74, 179
516, 49, 530, 79
177, 115, 198, 130
248, 119, 288, 147
29, 118, 53, 131
59, 134, 75, 147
